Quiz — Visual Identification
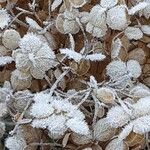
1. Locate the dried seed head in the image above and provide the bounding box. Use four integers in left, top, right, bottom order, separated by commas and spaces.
11, 69, 32, 91
2, 29, 21, 50
94, 118, 116, 141
106, 5, 129, 30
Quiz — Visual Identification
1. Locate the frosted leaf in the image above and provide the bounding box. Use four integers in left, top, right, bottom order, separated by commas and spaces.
0, 56, 14, 66
0, 122, 5, 138
111, 38, 122, 59
124, 27, 143, 40
31, 93, 89, 137
13, 90, 33, 113
105, 138, 128, 150
100, 0, 118, 9
94, 118, 116, 141
94, 87, 116, 104
47, 114, 67, 136
56, 10, 80, 34
71, 132, 92, 145
118, 123, 133, 141
106, 60, 127, 80
132, 96, 150, 118
26, 17, 42, 30
51, 0, 63, 11
106, 106, 130, 128
0, 45, 8, 56
14, 33, 57, 79
19, 33, 43, 53
92, 24, 108, 38
128, 2, 148, 15
89, 5, 106, 27
86, 22, 94, 34
11, 69, 32, 91
85, 53, 106, 61
130, 84, 150, 98
126, 60, 142, 78
69, 0, 87, 8
2, 29, 21, 50
132, 115, 150, 134
106, 5, 129, 30
140, 0, 150, 18
60, 48, 82, 62
66, 118, 89, 135
0, 103, 8, 117
141, 25, 150, 35
0, 9, 11, 29
5, 134, 27, 150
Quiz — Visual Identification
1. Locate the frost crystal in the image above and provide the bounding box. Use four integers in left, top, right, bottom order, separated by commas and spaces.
0, 9, 11, 29
0, 56, 14, 66
13, 33, 57, 79
31, 92, 89, 138
141, 25, 150, 35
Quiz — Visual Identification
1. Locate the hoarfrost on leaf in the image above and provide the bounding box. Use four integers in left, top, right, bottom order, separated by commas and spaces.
0, 9, 11, 29
124, 27, 143, 40
0, 56, 14, 66
100, 0, 118, 9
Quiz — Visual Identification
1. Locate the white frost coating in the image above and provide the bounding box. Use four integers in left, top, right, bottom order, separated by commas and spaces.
0, 9, 11, 29
106, 60, 127, 80
0, 56, 14, 66
106, 5, 129, 30
141, 25, 150, 35
126, 60, 142, 78
100, 0, 118, 9
128, 2, 148, 15
2, 29, 21, 50
31, 93, 89, 138
124, 27, 143, 40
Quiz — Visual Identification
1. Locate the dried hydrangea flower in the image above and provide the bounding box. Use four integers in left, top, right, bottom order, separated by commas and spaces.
11, 69, 32, 91
0, 9, 11, 29
12, 33, 57, 79
86, 5, 107, 37
2, 29, 21, 50
56, 9, 80, 34
31, 92, 89, 138
106, 5, 129, 30
124, 27, 143, 40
